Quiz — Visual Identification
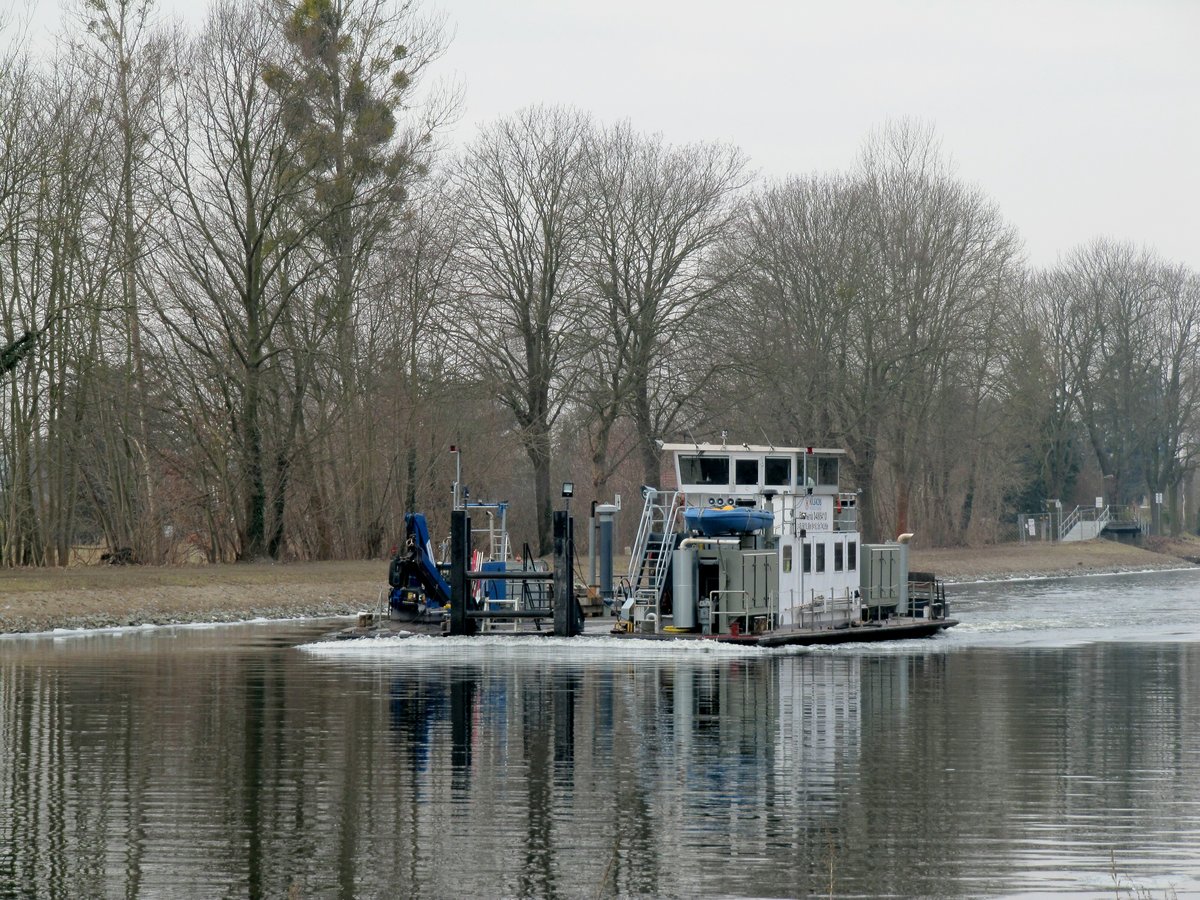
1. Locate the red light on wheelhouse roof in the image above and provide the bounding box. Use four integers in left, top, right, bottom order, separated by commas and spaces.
806, 446, 813, 455
450, 445, 457, 452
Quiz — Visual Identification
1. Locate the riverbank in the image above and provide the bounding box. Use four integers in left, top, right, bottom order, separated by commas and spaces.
911, 535, 1200, 583
2, 538, 1198, 634
0, 560, 379, 635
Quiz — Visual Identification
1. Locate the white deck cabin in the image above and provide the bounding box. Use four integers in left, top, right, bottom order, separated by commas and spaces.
664, 442, 863, 628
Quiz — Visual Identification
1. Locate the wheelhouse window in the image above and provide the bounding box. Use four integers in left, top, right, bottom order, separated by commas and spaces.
679, 455, 729, 486
817, 456, 839, 488
764, 456, 791, 487
735, 459, 759, 486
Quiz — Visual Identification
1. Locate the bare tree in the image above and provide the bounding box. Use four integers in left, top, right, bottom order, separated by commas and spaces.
1056, 241, 1200, 533
0, 52, 111, 565
149, 0, 334, 560
265, 0, 451, 372
1143, 267, 1200, 533
1053, 240, 1159, 509
727, 172, 868, 438
312, 179, 464, 556
580, 122, 748, 490
994, 271, 1083, 522
70, 0, 171, 562
856, 121, 1019, 539
723, 123, 1017, 542
450, 106, 592, 554
261, 0, 454, 556
0, 52, 45, 564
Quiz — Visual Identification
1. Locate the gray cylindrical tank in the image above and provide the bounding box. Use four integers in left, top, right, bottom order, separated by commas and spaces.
596, 504, 619, 601
897, 533, 913, 616
672, 546, 699, 629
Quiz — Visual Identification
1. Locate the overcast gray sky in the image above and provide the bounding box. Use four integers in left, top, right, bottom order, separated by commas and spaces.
19, 0, 1200, 270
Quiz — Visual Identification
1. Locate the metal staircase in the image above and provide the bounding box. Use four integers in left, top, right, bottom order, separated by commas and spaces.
1059, 504, 1111, 542
626, 489, 682, 611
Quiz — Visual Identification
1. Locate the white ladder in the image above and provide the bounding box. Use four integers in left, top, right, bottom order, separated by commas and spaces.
626, 489, 681, 612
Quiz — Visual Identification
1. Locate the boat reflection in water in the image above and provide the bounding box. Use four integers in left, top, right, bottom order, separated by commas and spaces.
369, 640, 935, 897
3, 606, 1200, 897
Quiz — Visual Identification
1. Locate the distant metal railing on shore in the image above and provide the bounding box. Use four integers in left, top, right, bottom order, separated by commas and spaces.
1017, 512, 1055, 543
1018, 504, 1146, 543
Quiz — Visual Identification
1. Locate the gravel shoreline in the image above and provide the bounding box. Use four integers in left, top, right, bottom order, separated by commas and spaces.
1, 540, 1197, 636
0, 598, 366, 636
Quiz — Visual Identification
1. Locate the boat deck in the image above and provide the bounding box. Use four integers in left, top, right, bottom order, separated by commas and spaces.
329, 613, 957, 646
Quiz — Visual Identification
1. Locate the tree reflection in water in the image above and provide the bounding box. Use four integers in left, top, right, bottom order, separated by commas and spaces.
1, 616, 1199, 897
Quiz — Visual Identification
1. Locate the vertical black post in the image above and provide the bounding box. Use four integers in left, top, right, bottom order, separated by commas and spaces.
450, 509, 471, 635
554, 511, 576, 637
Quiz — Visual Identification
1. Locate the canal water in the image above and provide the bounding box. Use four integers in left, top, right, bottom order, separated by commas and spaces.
3, 569, 1200, 898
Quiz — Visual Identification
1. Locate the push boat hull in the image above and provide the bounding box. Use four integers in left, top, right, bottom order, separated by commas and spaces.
610, 617, 957, 646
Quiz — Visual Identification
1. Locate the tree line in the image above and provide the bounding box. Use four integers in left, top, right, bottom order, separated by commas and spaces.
2, 0, 1197, 566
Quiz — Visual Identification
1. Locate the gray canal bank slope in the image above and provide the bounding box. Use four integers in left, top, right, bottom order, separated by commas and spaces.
1, 538, 1198, 634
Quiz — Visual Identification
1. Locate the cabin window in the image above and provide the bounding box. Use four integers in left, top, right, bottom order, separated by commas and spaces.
802, 543, 811, 573
735, 459, 759, 486
679, 455, 729, 486
834, 542, 844, 572
782, 544, 793, 574
764, 456, 791, 487
848, 541, 857, 571
816, 543, 826, 573
817, 457, 839, 487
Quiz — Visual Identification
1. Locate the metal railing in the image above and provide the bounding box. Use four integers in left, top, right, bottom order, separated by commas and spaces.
1059, 504, 1110, 541
791, 587, 860, 631
1019, 504, 1147, 543
626, 489, 681, 618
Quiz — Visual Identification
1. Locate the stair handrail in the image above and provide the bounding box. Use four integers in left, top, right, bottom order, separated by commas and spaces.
1058, 505, 1082, 541
1059, 503, 1117, 541
627, 489, 680, 601
626, 489, 659, 584
644, 494, 681, 600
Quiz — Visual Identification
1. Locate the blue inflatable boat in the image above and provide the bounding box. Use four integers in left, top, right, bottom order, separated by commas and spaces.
682, 506, 774, 536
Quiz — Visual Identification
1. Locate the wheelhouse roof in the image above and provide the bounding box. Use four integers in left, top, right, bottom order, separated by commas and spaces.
661, 442, 846, 457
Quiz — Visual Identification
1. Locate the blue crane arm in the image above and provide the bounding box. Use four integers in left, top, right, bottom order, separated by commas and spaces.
394, 513, 451, 607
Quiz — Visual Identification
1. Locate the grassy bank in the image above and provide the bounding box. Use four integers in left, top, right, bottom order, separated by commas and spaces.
0, 560, 381, 634
911, 536, 1200, 583
1, 538, 1197, 635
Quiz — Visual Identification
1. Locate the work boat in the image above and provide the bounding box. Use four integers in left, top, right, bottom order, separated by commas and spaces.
614, 442, 956, 646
